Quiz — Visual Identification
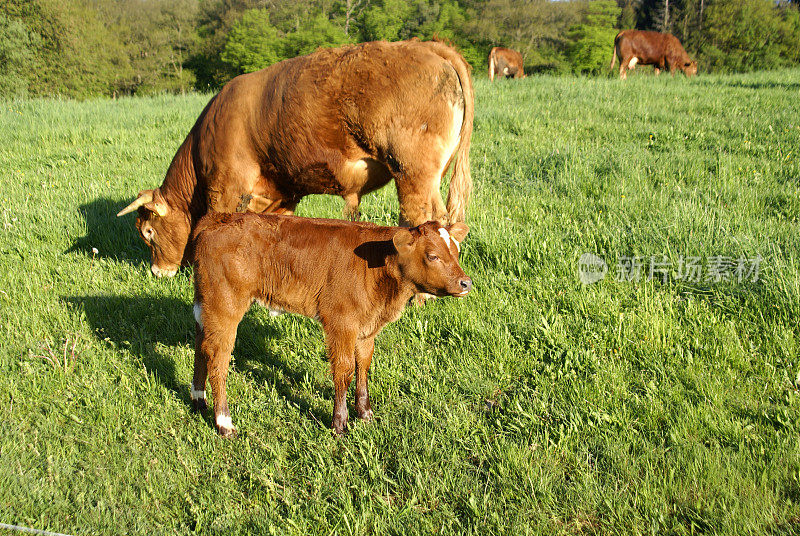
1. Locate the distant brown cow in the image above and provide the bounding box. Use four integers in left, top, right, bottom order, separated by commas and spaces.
190, 213, 471, 436
117, 39, 474, 278
488, 47, 525, 81
610, 30, 697, 79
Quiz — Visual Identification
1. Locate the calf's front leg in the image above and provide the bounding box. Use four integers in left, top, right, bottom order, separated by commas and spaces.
355, 337, 375, 422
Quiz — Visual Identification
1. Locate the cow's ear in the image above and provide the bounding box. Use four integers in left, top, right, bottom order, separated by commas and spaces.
447, 222, 469, 243
392, 229, 415, 255
143, 188, 169, 218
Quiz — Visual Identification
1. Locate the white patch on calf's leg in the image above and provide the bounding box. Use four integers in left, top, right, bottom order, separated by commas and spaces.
193, 303, 203, 330
191, 387, 206, 401
216, 414, 235, 432
628, 57, 639, 69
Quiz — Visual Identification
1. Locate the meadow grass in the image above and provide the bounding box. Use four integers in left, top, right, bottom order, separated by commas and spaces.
0, 68, 799, 534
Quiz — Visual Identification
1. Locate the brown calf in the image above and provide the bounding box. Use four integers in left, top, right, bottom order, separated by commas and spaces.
191, 213, 471, 436
488, 47, 525, 81
611, 30, 697, 79
117, 39, 474, 278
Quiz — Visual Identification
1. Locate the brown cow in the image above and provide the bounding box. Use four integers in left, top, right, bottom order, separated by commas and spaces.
190, 212, 471, 436
610, 30, 697, 79
488, 47, 525, 81
117, 39, 474, 278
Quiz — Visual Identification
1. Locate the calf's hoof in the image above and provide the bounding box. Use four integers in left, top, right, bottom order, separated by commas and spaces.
215, 414, 237, 438
357, 408, 374, 422
217, 426, 238, 438
192, 399, 207, 412
332, 416, 348, 436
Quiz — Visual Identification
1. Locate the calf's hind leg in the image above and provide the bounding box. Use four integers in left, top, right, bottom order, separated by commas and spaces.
194, 300, 248, 437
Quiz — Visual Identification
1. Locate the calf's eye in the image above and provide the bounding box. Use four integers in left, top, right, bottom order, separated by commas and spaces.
426, 253, 439, 262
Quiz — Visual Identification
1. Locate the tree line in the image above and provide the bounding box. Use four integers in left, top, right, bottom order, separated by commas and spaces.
2, 0, 799, 99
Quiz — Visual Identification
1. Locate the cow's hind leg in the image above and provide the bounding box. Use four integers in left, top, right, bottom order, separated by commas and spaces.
343, 193, 361, 221
395, 170, 447, 226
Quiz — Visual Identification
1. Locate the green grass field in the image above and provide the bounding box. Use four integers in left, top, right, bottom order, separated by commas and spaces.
1, 68, 799, 535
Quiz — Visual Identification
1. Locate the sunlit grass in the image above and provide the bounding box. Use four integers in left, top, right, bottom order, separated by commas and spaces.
1, 68, 799, 534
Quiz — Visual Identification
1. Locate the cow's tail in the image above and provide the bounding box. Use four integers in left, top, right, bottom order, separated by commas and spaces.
610, 32, 622, 70
488, 47, 496, 82
430, 42, 474, 224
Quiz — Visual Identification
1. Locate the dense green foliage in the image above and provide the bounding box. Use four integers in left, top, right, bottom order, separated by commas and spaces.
1, 68, 800, 534
2, 0, 800, 98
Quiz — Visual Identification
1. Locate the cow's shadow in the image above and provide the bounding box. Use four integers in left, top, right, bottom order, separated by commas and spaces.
68, 197, 150, 266
697, 79, 800, 92
64, 294, 333, 430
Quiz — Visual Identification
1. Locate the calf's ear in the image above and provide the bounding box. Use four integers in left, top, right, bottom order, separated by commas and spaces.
392, 229, 415, 255
447, 222, 469, 243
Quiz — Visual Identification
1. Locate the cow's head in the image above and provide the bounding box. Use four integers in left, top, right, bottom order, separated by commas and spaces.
117, 188, 191, 277
393, 221, 471, 297
683, 60, 698, 77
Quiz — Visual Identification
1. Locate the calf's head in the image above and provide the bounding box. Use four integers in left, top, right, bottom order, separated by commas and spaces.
682, 60, 698, 77
117, 188, 191, 277
393, 221, 471, 297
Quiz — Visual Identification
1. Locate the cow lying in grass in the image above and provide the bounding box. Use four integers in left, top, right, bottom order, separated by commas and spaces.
190, 213, 471, 436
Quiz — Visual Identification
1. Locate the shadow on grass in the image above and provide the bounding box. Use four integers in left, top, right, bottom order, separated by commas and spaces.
696, 79, 800, 91
68, 197, 150, 266
63, 294, 333, 430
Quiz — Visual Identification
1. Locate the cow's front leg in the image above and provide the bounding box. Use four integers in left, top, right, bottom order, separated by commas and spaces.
355, 337, 375, 422
326, 328, 357, 435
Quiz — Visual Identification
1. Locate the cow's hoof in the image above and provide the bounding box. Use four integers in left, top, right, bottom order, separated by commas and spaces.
192, 399, 207, 412
357, 409, 374, 422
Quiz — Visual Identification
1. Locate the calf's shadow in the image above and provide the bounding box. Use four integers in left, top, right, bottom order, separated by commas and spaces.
64, 294, 334, 430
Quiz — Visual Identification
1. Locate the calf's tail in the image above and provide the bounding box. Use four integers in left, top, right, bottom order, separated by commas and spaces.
488, 47, 496, 82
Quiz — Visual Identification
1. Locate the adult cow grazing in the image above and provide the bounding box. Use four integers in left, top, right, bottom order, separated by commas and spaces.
117, 39, 474, 278
191, 213, 471, 436
488, 47, 525, 81
610, 30, 697, 80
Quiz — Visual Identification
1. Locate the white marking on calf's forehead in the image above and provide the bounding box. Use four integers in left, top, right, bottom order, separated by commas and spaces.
438, 227, 460, 252
193, 303, 203, 330
191, 388, 206, 401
